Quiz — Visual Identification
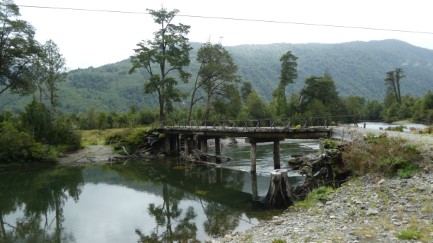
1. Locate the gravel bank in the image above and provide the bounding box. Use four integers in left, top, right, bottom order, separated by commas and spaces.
219, 126, 433, 242
58, 145, 119, 164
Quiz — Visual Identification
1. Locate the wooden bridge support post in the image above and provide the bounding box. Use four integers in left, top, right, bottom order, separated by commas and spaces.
251, 172, 258, 201
250, 142, 257, 173
273, 140, 281, 169
200, 137, 208, 153
164, 135, 171, 154
215, 137, 221, 163
185, 137, 192, 155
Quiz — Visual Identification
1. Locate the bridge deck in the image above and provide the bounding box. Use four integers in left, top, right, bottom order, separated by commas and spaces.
160, 126, 332, 140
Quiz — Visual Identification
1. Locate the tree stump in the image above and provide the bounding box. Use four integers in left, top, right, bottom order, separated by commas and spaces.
264, 169, 294, 208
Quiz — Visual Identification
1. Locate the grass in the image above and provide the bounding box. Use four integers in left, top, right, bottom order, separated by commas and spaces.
294, 186, 334, 208
271, 239, 286, 243
81, 127, 151, 148
396, 229, 422, 240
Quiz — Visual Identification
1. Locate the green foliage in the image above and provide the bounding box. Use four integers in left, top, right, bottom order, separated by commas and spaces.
195, 42, 239, 121
0, 0, 41, 96
240, 81, 254, 102
20, 99, 52, 141
384, 68, 404, 104
363, 100, 383, 120
48, 117, 82, 151
0, 122, 56, 164
244, 91, 270, 120
299, 74, 343, 116
28, 39, 67, 116
3, 40, 433, 116
129, 8, 191, 126
106, 127, 151, 153
295, 186, 334, 208
396, 229, 422, 240
321, 139, 338, 150
343, 134, 421, 177
271, 239, 287, 243
385, 125, 405, 132
396, 164, 418, 179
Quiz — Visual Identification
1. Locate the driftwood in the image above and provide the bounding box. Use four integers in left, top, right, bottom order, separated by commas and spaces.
262, 145, 351, 208
180, 149, 231, 166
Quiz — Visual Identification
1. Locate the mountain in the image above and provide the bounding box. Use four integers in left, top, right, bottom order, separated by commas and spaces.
1, 39, 433, 113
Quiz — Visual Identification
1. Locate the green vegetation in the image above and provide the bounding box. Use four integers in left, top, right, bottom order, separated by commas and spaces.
129, 8, 191, 127
320, 138, 338, 150
343, 134, 422, 178
294, 186, 334, 208
0, 100, 81, 166
0, 0, 41, 96
3, 40, 433, 115
271, 239, 287, 243
105, 127, 155, 154
189, 42, 239, 122
396, 229, 423, 240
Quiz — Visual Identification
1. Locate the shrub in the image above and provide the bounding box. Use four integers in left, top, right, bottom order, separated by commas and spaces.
343, 134, 421, 178
106, 127, 153, 153
320, 138, 338, 150
0, 122, 56, 164
385, 125, 405, 132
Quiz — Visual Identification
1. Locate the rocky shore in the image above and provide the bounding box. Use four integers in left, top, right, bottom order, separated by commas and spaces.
219, 126, 433, 242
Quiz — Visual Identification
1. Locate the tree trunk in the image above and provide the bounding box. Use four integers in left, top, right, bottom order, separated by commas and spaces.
159, 93, 165, 127
264, 169, 294, 208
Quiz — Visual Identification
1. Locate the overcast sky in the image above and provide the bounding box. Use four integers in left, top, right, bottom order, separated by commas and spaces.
14, 0, 433, 70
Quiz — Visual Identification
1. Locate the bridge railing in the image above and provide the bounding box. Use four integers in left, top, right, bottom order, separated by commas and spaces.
164, 115, 359, 129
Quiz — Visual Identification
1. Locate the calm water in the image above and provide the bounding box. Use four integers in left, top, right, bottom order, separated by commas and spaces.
0, 140, 319, 243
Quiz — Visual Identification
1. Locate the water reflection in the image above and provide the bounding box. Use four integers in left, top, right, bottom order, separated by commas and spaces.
0, 140, 316, 243
0, 167, 84, 243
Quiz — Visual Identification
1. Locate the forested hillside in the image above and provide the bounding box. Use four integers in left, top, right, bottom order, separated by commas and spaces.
1, 39, 432, 113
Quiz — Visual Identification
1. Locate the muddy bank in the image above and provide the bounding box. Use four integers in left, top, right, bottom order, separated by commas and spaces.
58, 145, 122, 165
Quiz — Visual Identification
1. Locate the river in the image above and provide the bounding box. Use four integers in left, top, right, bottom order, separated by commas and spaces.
0, 139, 319, 243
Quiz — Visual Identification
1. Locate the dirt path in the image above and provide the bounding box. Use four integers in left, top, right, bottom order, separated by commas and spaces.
58, 145, 121, 165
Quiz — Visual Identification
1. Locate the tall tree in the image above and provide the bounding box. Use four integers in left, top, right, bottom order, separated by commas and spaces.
0, 0, 41, 95
129, 8, 191, 127
240, 81, 253, 102
28, 40, 67, 117
190, 42, 239, 122
271, 51, 298, 117
244, 91, 269, 119
384, 68, 405, 104
299, 73, 341, 115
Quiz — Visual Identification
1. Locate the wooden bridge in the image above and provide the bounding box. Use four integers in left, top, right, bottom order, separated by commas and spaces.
158, 125, 332, 172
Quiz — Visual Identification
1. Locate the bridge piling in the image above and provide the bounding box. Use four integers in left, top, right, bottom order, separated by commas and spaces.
215, 138, 221, 163
250, 142, 257, 173
273, 140, 281, 169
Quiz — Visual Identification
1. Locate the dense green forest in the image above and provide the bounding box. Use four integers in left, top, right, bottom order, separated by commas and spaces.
1, 39, 433, 113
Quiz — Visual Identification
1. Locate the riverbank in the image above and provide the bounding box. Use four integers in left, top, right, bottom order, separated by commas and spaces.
219, 126, 433, 242
57, 144, 120, 165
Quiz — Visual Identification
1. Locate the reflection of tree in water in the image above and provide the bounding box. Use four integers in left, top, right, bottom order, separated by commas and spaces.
136, 182, 199, 243
0, 167, 83, 243
192, 167, 245, 237
201, 200, 241, 238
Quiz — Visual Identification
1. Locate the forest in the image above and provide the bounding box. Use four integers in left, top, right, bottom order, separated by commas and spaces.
1, 3, 433, 166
